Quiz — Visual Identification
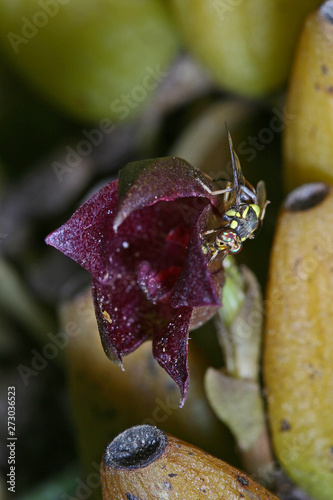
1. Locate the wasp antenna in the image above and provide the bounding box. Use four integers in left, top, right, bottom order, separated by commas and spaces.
225, 124, 240, 203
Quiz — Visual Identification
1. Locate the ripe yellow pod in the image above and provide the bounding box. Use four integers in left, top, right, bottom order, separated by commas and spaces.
263, 183, 333, 500
101, 425, 279, 499
170, 0, 321, 97
284, 1, 333, 191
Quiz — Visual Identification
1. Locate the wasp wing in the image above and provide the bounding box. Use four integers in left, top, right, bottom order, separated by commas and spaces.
226, 127, 246, 205
256, 180, 270, 220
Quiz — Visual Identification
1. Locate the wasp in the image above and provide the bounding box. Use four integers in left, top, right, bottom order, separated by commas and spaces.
200, 129, 270, 266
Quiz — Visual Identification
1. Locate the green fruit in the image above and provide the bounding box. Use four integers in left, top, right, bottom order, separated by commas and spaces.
170, 0, 321, 97
0, 0, 179, 122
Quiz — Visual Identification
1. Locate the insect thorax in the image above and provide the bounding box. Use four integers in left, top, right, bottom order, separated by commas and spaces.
223, 203, 260, 241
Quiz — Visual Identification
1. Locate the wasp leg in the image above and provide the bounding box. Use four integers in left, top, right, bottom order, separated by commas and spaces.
207, 247, 230, 266
260, 200, 271, 222
197, 177, 234, 197
207, 250, 219, 265
200, 223, 228, 238
200, 228, 219, 237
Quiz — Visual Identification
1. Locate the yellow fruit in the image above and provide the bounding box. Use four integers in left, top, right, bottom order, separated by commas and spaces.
0, 0, 179, 122
101, 425, 279, 499
283, 2, 333, 191
170, 0, 321, 97
263, 183, 333, 500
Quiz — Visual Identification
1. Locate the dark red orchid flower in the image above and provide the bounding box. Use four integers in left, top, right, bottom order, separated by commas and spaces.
46, 157, 225, 406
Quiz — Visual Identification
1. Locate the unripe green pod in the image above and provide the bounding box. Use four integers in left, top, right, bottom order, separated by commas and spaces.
170, 0, 321, 97
0, 0, 179, 122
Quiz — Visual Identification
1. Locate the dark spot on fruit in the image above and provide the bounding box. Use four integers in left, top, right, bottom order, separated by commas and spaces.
237, 476, 249, 486
327, 86, 333, 94
188, 452, 194, 455
200, 487, 206, 493
285, 183, 329, 212
164, 481, 172, 490
280, 419, 291, 431
330, 446, 333, 455
168, 473, 177, 477
126, 494, 141, 500
321, 64, 328, 75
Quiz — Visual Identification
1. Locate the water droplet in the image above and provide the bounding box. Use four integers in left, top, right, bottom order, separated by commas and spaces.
122, 241, 129, 249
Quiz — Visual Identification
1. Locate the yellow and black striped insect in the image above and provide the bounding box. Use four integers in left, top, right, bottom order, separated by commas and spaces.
200, 129, 269, 266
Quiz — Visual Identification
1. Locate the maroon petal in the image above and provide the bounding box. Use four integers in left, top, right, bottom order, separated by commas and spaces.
152, 307, 193, 407
119, 201, 191, 271
45, 181, 120, 282
170, 204, 224, 308
114, 157, 219, 231
92, 277, 171, 364
165, 224, 191, 248
137, 260, 182, 304
46, 185, 191, 285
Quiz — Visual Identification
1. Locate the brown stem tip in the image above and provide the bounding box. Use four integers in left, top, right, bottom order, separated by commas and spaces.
320, 1, 333, 23
104, 425, 168, 470
284, 182, 328, 212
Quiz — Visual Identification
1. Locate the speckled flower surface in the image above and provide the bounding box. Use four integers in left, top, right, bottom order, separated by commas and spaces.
46, 157, 225, 405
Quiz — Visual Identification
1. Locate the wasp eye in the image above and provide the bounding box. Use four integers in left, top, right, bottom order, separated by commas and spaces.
229, 243, 243, 254
217, 231, 243, 254
218, 231, 236, 243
